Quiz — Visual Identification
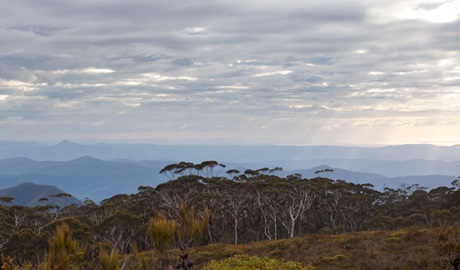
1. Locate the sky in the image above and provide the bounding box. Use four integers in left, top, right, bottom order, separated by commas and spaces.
1, 0, 459, 146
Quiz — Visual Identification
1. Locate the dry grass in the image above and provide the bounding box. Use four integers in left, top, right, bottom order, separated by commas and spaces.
188, 226, 457, 269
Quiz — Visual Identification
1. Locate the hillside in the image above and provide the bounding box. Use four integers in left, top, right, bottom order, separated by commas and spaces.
0, 182, 81, 207
188, 227, 454, 269
1, 173, 459, 269
0, 156, 169, 202
0, 157, 457, 202
2, 140, 460, 164
294, 165, 456, 189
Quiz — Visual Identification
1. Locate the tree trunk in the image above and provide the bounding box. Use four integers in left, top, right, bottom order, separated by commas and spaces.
234, 218, 238, 245
290, 221, 295, 239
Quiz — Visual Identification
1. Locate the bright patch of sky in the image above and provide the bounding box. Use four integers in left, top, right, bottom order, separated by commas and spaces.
0, 0, 459, 145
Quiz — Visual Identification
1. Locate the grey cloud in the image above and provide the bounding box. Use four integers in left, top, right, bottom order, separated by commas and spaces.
127, 54, 174, 63
1, 0, 459, 144
290, 74, 322, 83
0, 53, 55, 69
417, 2, 446, 11
428, 21, 460, 50
6, 26, 61, 36
171, 58, 197, 67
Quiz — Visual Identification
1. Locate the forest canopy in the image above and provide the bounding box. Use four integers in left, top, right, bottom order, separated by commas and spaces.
1, 161, 460, 269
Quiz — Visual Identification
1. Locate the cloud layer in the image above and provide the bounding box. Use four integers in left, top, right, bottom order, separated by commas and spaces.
1, 0, 459, 145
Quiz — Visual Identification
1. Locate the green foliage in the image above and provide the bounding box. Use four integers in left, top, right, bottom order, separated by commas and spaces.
2, 161, 460, 269
125, 243, 150, 270
1, 255, 32, 270
382, 236, 402, 243
323, 254, 348, 261
148, 212, 177, 255
0, 197, 14, 204
38, 223, 86, 270
176, 204, 211, 269
196, 251, 213, 258
98, 248, 120, 270
202, 255, 315, 270
177, 204, 210, 245
147, 211, 177, 269
437, 228, 460, 269
2, 228, 46, 265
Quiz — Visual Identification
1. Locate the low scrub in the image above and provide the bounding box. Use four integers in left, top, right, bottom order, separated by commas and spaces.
202, 255, 315, 270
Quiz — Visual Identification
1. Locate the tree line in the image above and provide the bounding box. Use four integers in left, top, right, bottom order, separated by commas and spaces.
1, 161, 460, 268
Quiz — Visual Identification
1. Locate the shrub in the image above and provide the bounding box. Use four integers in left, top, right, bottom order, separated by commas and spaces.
202, 254, 315, 270
382, 236, 402, 243
323, 254, 348, 262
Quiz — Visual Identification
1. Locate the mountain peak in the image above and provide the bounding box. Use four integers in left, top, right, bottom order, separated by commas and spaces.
57, 139, 76, 145
0, 182, 81, 207
312, 165, 334, 170
68, 156, 103, 164
53, 140, 82, 148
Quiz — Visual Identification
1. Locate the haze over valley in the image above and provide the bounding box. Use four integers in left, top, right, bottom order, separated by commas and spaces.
0, 140, 458, 202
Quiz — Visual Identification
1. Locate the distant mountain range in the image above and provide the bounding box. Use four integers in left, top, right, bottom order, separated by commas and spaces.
0, 182, 81, 207
0, 156, 169, 202
291, 165, 456, 190
0, 140, 458, 202
0, 157, 456, 202
2, 140, 460, 164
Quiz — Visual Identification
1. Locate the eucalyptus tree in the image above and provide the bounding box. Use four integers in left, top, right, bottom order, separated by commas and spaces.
0, 196, 14, 205
159, 163, 186, 180
2, 228, 46, 266
333, 181, 378, 232
256, 181, 286, 240
98, 211, 144, 254
222, 185, 250, 245
279, 182, 316, 238
198, 160, 226, 178
225, 169, 240, 180
429, 186, 454, 209
244, 169, 259, 178
269, 166, 283, 176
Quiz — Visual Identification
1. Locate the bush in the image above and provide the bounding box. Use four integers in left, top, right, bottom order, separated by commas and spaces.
323, 254, 348, 261
382, 236, 402, 243
202, 255, 315, 270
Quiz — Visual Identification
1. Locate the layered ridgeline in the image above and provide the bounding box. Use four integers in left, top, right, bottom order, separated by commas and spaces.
0, 182, 81, 207
1, 140, 460, 202
0, 156, 169, 202
2, 140, 460, 165
0, 157, 456, 202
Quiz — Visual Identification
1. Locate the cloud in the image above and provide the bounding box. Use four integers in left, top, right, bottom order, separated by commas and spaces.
53, 68, 115, 74
0, 0, 459, 145
141, 73, 198, 81
254, 70, 292, 77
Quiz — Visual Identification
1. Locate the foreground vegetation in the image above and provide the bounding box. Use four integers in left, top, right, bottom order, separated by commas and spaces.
1, 161, 460, 269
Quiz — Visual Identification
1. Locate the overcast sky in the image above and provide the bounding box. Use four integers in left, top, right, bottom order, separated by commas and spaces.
1, 0, 459, 146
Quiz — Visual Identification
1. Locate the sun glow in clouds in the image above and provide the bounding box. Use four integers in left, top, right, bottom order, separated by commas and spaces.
184, 27, 207, 35
53, 68, 115, 74
254, 70, 292, 77
0, 79, 46, 91
368, 71, 385, 75
374, 0, 460, 23
215, 85, 250, 90
142, 73, 198, 81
